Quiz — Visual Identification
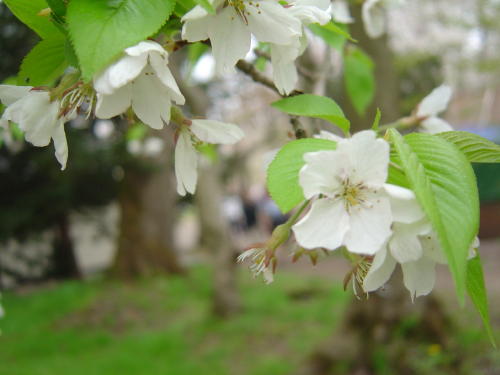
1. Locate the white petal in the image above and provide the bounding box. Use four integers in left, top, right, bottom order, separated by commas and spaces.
125, 40, 167, 57
299, 150, 346, 199
175, 130, 198, 196
270, 43, 301, 95
420, 117, 453, 134
362, 0, 386, 38
314, 130, 344, 142
292, 198, 349, 250
343, 194, 392, 255
209, 7, 251, 75
420, 232, 447, 264
417, 85, 452, 117
95, 85, 132, 119
401, 256, 436, 300
182, 10, 212, 42
0, 85, 32, 105
384, 183, 425, 223
340, 130, 389, 186
289, 2, 332, 25
389, 221, 430, 263
94, 54, 147, 94
190, 119, 244, 144
331, 0, 354, 24
247, 2, 301, 44
52, 123, 68, 170
17, 92, 60, 147
363, 246, 396, 292
149, 53, 185, 104
131, 69, 172, 129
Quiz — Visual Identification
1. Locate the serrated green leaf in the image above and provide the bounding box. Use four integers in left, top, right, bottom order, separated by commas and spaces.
267, 138, 337, 213
67, 0, 176, 81
272, 94, 350, 134
46, 0, 66, 18
389, 130, 479, 304
466, 255, 496, 347
18, 35, 68, 86
438, 131, 500, 163
194, 0, 216, 14
4, 0, 61, 39
345, 47, 375, 116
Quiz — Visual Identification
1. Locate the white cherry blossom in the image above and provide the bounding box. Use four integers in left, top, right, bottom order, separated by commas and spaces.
292, 130, 421, 255
237, 247, 274, 284
270, 0, 331, 95
363, 190, 479, 300
331, 0, 354, 24
0, 85, 73, 169
94, 41, 185, 130
182, 0, 303, 76
175, 119, 244, 195
416, 85, 453, 133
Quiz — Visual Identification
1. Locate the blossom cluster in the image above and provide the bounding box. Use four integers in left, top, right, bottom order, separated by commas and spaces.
0, 0, 335, 194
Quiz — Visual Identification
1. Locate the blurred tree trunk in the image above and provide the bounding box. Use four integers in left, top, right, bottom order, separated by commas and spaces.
172, 52, 242, 316
294, 5, 458, 374
51, 214, 81, 279
112, 126, 185, 279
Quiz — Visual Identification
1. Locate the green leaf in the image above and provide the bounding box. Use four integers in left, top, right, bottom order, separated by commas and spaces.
371, 108, 381, 131
272, 94, 350, 134
67, 0, 176, 81
438, 131, 500, 163
466, 255, 496, 347
309, 21, 354, 51
46, 0, 66, 17
194, 0, 216, 14
4, 0, 60, 39
389, 130, 479, 304
18, 35, 68, 86
267, 138, 337, 213
344, 47, 375, 116
174, 0, 198, 17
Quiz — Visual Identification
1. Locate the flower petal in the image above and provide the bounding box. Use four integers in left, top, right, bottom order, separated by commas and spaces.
417, 85, 452, 117
292, 198, 349, 250
363, 246, 396, 292
95, 85, 132, 119
299, 150, 347, 199
247, 1, 301, 44
131, 69, 172, 129
340, 130, 389, 186
314, 130, 344, 142
182, 9, 212, 42
362, 0, 385, 38
343, 194, 392, 254
331, 0, 354, 24
208, 7, 251, 75
190, 119, 244, 144
52, 122, 68, 170
0, 85, 32, 105
401, 256, 436, 301
384, 183, 425, 224
270, 43, 300, 95
389, 221, 430, 263
149, 53, 185, 105
175, 130, 198, 196
420, 117, 453, 134
94, 54, 147, 94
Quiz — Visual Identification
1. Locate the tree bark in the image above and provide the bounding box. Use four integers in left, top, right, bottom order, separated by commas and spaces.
111, 126, 185, 279
50, 214, 81, 279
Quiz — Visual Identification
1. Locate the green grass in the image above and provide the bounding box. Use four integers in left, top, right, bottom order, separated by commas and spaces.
0, 268, 350, 375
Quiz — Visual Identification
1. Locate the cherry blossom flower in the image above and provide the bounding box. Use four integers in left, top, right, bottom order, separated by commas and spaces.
182, 0, 303, 75
270, 0, 331, 95
0, 85, 73, 169
292, 130, 421, 255
416, 85, 454, 133
175, 119, 244, 195
94, 41, 185, 129
331, 0, 354, 24
363, 190, 479, 300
